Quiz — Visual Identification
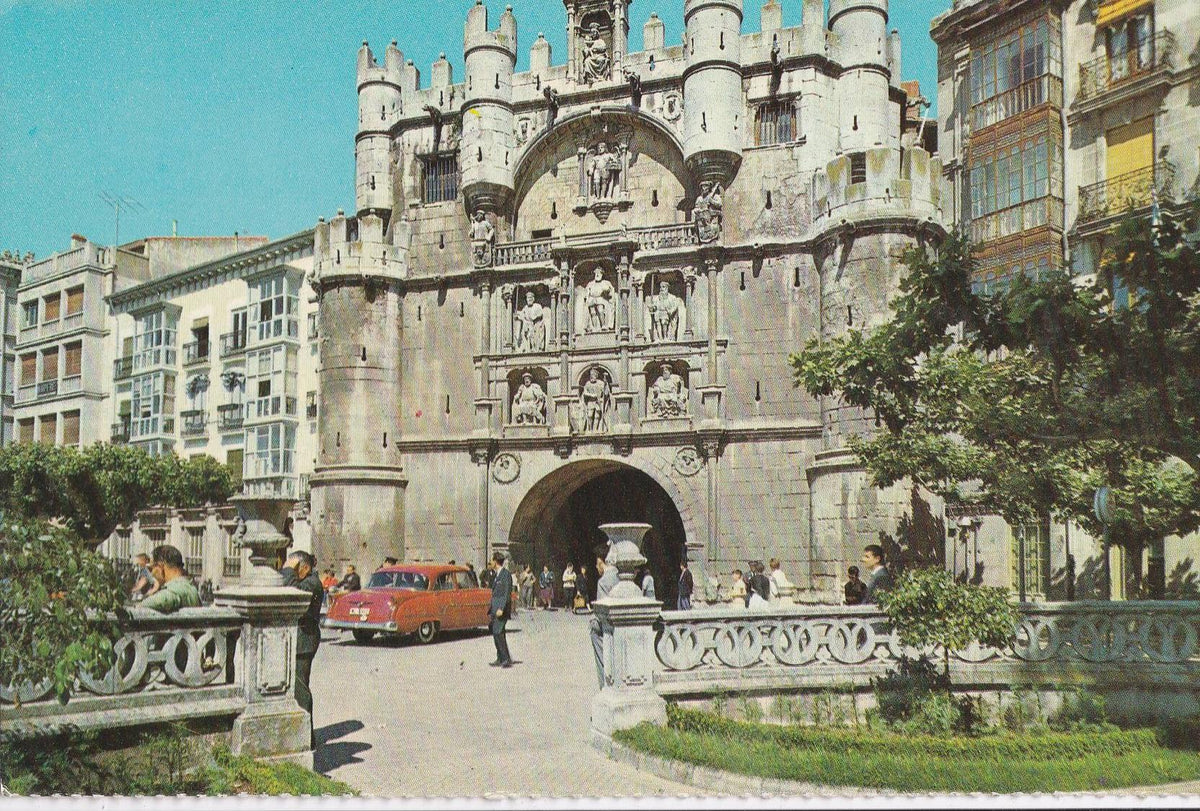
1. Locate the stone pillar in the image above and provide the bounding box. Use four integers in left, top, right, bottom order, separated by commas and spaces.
472, 444, 491, 566
589, 523, 667, 739
631, 273, 645, 342
478, 278, 493, 392
617, 254, 631, 344
703, 256, 720, 381
214, 587, 312, 767
684, 269, 698, 339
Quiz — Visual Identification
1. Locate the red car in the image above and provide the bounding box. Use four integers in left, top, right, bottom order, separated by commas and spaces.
322, 564, 491, 644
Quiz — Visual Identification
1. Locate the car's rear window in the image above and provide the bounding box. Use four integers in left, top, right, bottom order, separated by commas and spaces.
455, 570, 479, 589
368, 571, 429, 590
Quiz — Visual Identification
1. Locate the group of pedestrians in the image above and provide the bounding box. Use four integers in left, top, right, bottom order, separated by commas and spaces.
514, 564, 558, 610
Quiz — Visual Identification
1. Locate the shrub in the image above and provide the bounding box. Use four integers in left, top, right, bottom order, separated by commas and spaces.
738, 696, 764, 724
1049, 688, 1114, 733
872, 656, 949, 727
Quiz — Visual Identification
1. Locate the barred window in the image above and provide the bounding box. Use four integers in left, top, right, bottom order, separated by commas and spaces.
849, 152, 867, 185
754, 99, 797, 146
1010, 520, 1051, 600
422, 153, 459, 203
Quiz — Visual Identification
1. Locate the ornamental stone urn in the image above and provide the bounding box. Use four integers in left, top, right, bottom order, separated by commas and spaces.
229, 493, 296, 587
591, 522, 667, 740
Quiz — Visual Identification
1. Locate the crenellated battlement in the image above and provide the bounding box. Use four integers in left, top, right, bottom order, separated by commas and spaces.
311, 211, 409, 287
357, 40, 404, 90
811, 145, 943, 233
464, 0, 518, 60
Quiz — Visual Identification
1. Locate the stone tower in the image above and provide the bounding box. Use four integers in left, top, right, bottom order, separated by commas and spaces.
461, 1, 518, 217
306, 39, 412, 566
682, 0, 744, 185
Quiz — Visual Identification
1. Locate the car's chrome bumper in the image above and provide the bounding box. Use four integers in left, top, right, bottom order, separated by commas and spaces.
321, 618, 398, 632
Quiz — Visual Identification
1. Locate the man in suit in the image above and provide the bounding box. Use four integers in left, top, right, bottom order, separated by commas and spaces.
487, 552, 514, 668
281, 550, 325, 749
677, 559, 694, 610
861, 544, 894, 604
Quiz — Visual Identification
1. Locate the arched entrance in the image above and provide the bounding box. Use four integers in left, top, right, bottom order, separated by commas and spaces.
507, 459, 686, 608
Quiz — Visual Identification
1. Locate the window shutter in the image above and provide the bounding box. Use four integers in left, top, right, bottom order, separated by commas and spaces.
42, 348, 58, 380
64, 343, 83, 377
43, 294, 61, 321
21, 354, 36, 385
62, 411, 81, 446
66, 286, 84, 315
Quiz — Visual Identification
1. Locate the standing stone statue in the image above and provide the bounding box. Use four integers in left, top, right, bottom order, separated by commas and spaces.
581, 22, 611, 84
515, 290, 547, 353
648, 279, 683, 343
471, 210, 495, 267
580, 367, 612, 433
582, 267, 616, 333
693, 182, 724, 243
648, 363, 688, 418
512, 373, 548, 425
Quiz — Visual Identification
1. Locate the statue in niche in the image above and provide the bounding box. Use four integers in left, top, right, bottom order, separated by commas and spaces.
693, 181, 724, 244
581, 22, 611, 84
579, 367, 612, 433
648, 279, 683, 343
515, 290, 547, 353
648, 363, 688, 418
587, 142, 623, 200
582, 267, 616, 333
512, 372, 548, 425
470, 210, 495, 267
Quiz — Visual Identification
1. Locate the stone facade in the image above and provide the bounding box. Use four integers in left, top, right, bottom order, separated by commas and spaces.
933, 0, 1200, 600
309, 0, 943, 603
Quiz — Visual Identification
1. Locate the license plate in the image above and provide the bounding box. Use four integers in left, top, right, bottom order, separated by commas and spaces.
350, 607, 370, 619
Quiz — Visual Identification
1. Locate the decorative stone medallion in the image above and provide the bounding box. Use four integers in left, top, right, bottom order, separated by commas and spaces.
673, 446, 702, 477
492, 452, 521, 484
661, 91, 683, 121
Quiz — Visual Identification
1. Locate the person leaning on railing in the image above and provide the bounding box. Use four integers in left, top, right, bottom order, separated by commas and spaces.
141, 545, 200, 613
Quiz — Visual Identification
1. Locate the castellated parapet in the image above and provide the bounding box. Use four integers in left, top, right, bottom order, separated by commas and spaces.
310, 211, 409, 287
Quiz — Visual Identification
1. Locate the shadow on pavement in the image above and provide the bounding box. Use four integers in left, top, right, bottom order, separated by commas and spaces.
314, 719, 371, 775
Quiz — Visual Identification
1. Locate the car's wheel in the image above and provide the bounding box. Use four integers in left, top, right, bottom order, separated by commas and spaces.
352, 629, 376, 643
416, 621, 439, 644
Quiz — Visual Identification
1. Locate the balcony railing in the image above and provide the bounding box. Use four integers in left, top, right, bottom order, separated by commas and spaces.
113, 356, 134, 380
632, 222, 700, 251
241, 475, 299, 499
1077, 161, 1175, 225
183, 341, 211, 365
1077, 31, 1175, 102
37, 379, 58, 397
111, 421, 131, 444
971, 74, 1063, 132
180, 409, 207, 437
60, 375, 82, 395
217, 403, 244, 432
247, 395, 297, 421
305, 402, 317, 419
223, 556, 242, 579
494, 238, 555, 267
219, 331, 247, 358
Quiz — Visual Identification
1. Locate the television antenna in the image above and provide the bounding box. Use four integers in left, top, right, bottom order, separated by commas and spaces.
98, 192, 145, 247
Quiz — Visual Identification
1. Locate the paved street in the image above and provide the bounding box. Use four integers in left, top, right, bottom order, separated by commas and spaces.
310, 607, 709, 798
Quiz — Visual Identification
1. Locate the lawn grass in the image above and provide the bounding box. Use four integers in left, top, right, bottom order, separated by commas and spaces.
613, 707, 1200, 794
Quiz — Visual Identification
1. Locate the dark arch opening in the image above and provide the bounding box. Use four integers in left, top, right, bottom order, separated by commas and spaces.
507, 460, 686, 608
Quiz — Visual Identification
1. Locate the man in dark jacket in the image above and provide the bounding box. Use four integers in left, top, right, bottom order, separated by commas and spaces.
677, 560, 694, 610
282, 550, 324, 748
487, 552, 514, 668
862, 544, 894, 604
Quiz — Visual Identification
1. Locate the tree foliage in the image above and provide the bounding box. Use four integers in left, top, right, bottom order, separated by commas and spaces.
0, 517, 124, 704
792, 205, 1200, 578
879, 567, 1020, 678
0, 443, 234, 543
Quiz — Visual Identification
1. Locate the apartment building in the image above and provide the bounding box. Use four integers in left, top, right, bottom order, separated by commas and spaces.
932, 0, 1200, 599
0, 251, 23, 445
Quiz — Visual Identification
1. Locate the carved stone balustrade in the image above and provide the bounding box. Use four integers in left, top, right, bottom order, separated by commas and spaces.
1, 599, 311, 766
589, 600, 1200, 738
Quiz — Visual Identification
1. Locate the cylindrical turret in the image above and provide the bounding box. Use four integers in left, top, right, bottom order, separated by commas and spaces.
461, 1, 517, 214
830, 0, 891, 152
828, 0, 887, 70
682, 0, 743, 185
356, 40, 403, 217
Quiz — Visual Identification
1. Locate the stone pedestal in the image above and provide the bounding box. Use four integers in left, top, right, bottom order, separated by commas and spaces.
214, 587, 313, 767
589, 523, 667, 737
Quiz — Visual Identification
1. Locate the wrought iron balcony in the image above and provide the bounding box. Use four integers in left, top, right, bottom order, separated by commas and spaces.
1077, 31, 1175, 103
36, 380, 58, 397
305, 402, 317, 419
217, 403, 244, 432
183, 341, 211, 365
180, 409, 207, 437
219, 331, 247, 358
113, 356, 134, 381
1077, 161, 1175, 226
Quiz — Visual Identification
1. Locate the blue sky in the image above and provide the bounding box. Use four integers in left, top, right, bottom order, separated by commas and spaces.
0, 0, 942, 257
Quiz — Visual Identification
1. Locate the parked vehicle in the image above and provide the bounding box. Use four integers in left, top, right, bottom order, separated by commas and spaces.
322, 564, 490, 644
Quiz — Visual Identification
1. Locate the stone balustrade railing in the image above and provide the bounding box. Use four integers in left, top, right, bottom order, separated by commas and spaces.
494, 237, 555, 267
632, 222, 699, 251
2, 593, 312, 766
590, 598, 1200, 736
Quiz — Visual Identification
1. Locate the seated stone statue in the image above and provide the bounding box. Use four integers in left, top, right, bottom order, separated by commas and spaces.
581, 23, 610, 84
512, 373, 547, 425
648, 363, 688, 418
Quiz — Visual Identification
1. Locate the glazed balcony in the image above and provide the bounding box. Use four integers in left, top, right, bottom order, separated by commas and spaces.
1077, 31, 1175, 104
1077, 161, 1174, 226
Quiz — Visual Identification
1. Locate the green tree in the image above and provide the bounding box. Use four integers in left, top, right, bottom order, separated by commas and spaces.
0, 517, 124, 704
792, 205, 1200, 593
879, 567, 1020, 679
